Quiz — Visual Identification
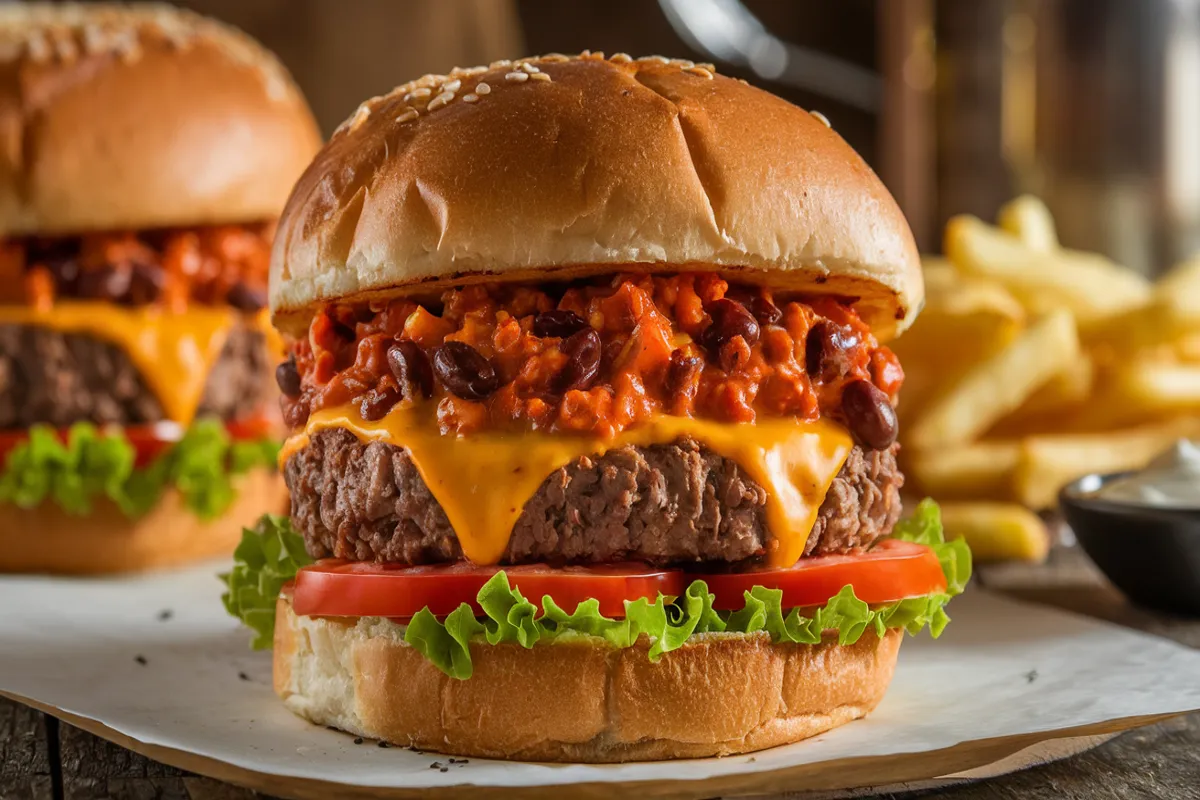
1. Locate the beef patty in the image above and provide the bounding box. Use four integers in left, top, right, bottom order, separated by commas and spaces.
0, 323, 274, 429
285, 428, 904, 565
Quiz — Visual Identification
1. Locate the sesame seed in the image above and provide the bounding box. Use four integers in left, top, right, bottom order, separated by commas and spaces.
53, 35, 78, 62
530, 72, 552, 82
697, 62, 716, 72
685, 66, 714, 79
610, 53, 633, 63
810, 110, 832, 127
490, 59, 512, 69
404, 87, 432, 101
427, 91, 454, 110
643, 55, 670, 64
441, 78, 462, 93
670, 59, 695, 68
25, 33, 50, 62
541, 53, 570, 63
520, 62, 539, 73
475, 82, 491, 95
505, 71, 529, 82
462, 93, 479, 103
396, 108, 419, 123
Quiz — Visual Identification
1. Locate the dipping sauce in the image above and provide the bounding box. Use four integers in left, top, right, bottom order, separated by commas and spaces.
1091, 439, 1200, 508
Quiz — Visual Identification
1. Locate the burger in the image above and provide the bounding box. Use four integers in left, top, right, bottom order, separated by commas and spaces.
224, 53, 970, 761
0, 4, 321, 574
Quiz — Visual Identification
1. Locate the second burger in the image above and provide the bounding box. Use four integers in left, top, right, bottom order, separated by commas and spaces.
0, 4, 321, 573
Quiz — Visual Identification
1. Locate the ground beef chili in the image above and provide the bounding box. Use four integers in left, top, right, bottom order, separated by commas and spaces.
0, 223, 273, 311
285, 427, 903, 565
280, 273, 904, 443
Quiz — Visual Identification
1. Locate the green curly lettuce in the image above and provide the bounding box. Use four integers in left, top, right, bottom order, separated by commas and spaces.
0, 420, 279, 520
225, 500, 972, 679
221, 514, 313, 649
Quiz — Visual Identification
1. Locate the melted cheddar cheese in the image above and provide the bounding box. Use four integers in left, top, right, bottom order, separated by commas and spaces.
0, 302, 273, 425
280, 406, 853, 568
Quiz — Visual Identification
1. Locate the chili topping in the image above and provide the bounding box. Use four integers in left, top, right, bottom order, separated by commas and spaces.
279, 273, 904, 444
0, 223, 274, 312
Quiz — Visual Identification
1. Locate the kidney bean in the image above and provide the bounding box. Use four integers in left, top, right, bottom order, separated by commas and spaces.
666, 348, 704, 394
281, 396, 309, 429
357, 384, 402, 421
433, 341, 500, 400
702, 298, 760, 355
533, 309, 589, 338
553, 328, 602, 393
126, 263, 165, 305
805, 321, 860, 381
727, 288, 782, 326
841, 379, 898, 450
387, 340, 433, 400
275, 355, 302, 397
42, 258, 79, 294
226, 280, 267, 312
76, 266, 130, 301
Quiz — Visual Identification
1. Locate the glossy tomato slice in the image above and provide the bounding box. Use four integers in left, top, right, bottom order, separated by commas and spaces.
696, 539, 947, 610
292, 561, 686, 620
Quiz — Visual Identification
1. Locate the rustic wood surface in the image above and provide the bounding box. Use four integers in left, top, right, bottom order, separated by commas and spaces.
1, 545, 1197, 800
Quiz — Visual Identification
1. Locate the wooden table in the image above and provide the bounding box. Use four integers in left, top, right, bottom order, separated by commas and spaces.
2, 546, 1198, 800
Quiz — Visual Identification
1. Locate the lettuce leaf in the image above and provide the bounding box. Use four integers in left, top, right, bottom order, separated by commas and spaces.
221, 514, 313, 649
226, 500, 972, 680
0, 420, 278, 520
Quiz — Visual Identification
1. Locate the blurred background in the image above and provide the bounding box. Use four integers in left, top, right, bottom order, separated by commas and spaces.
40, 0, 1200, 277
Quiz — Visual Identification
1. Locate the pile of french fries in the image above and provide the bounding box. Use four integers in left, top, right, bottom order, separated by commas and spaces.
894, 196, 1200, 562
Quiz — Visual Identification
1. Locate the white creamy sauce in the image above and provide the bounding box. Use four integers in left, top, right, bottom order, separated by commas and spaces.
1094, 439, 1200, 508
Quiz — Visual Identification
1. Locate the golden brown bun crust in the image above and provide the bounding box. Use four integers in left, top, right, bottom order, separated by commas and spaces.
0, 469, 286, 574
0, 3, 322, 236
271, 54, 922, 341
273, 593, 902, 762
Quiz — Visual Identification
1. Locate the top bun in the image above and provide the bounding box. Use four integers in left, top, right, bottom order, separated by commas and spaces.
271, 53, 921, 340
0, 3, 322, 236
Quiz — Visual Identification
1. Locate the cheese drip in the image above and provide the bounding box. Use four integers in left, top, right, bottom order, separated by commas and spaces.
281, 406, 853, 568
0, 302, 263, 425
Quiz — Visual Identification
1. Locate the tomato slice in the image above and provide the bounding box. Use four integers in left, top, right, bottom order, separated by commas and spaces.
0, 417, 274, 467
292, 561, 685, 620
695, 539, 947, 610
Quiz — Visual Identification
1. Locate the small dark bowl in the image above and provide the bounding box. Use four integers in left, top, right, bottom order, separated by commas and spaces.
1060, 471, 1200, 616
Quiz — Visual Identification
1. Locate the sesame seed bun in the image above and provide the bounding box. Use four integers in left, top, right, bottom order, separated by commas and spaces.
270, 53, 922, 340
273, 591, 903, 761
0, 3, 322, 236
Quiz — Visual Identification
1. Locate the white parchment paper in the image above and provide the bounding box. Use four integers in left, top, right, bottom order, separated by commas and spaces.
0, 562, 1198, 794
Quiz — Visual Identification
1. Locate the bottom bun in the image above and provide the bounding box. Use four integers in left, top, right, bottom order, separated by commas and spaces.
0, 469, 286, 575
274, 593, 903, 762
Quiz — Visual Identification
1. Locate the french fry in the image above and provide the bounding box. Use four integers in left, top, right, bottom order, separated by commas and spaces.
945, 215, 1151, 323
1080, 298, 1200, 353
1015, 354, 1094, 417
1156, 255, 1200, 314
907, 309, 1080, 449
1113, 361, 1200, 414
892, 270, 1024, 418
1013, 420, 1199, 509
921, 261, 1027, 320
938, 502, 1050, 563
998, 195, 1058, 252
1175, 331, 1200, 363
905, 441, 1020, 500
